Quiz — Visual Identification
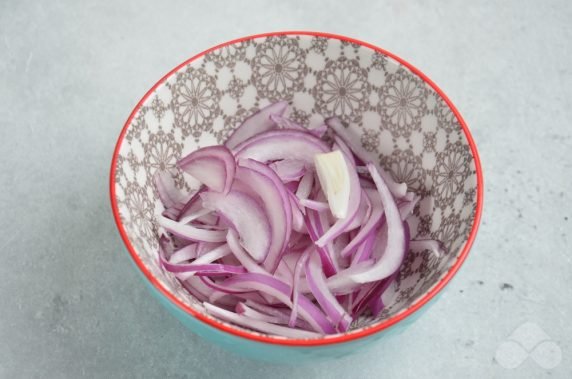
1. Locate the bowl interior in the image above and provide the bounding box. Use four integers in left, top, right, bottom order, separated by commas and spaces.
112, 34, 479, 339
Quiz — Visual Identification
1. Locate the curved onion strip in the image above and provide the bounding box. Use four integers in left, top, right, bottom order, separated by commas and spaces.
169, 244, 198, 264
238, 159, 292, 271
325, 117, 407, 198
159, 215, 227, 243
201, 190, 271, 262
296, 171, 314, 200
341, 189, 384, 258
160, 244, 232, 278
351, 223, 410, 317
237, 302, 288, 325
315, 153, 361, 247
179, 208, 213, 225
304, 209, 337, 276
288, 191, 307, 233
351, 232, 376, 266
204, 303, 320, 338
234, 129, 330, 165
349, 163, 406, 283
305, 253, 352, 332
226, 230, 268, 274
299, 198, 330, 212
269, 159, 306, 182
177, 145, 236, 194
225, 101, 288, 149
153, 170, 188, 210
289, 247, 311, 327
176, 187, 205, 221
220, 273, 335, 334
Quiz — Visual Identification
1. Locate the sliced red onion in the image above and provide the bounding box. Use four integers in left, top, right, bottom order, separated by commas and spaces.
201, 190, 270, 263
204, 303, 320, 338
280, 252, 301, 272
226, 229, 268, 274
176, 187, 205, 221
236, 302, 284, 324
244, 300, 294, 320
351, 231, 376, 266
200, 276, 250, 296
299, 198, 330, 212
182, 276, 213, 302
236, 302, 311, 329
326, 117, 407, 198
178, 208, 213, 225
317, 209, 341, 273
234, 129, 330, 165
269, 159, 307, 182
220, 273, 335, 334
169, 244, 198, 264
237, 159, 292, 271
160, 243, 233, 280
344, 190, 372, 232
225, 101, 288, 149
175, 264, 246, 276
341, 189, 384, 258
153, 170, 187, 210
296, 171, 314, 200
151, 102, 446, 338
402, 191, 417, 202
275, 262, 294, 286
304, 209, 337, 277
351, 222, 410, 317
158, 215, 227, 243
288, 191, 307, 233
305, 253, 352, 332
349, 163, 406, 283
315, 153, 361, 247
289, 247, 311, 327
177, 145, 236, 195
196, 241, 223, 257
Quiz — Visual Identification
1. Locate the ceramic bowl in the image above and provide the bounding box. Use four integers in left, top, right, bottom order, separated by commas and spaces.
110, 31, 483, 363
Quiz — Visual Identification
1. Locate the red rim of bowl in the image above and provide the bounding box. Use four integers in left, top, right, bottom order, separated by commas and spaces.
109, 31, 484, 347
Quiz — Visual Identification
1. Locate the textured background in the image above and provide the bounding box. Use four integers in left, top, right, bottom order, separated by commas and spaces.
0, 1, 571, 378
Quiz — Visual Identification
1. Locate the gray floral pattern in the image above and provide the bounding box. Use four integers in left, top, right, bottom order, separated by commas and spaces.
170, 67, 221, 139
381, 149, 425, 192
371, 52, 388, 71
112, 35, 479, 337
314, 57, 370, 123
379, 69, 426, 137
252, 37, 306, 100
432, 141, 472, 207
204, 41, 248, 68
361, 129, 380, 152
143, 130, 184, 187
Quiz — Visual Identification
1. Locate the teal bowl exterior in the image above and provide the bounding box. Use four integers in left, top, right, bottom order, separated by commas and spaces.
135, 262, 438, 363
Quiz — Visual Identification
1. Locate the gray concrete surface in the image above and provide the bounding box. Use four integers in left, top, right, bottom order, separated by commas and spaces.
1, 0, 571, 378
